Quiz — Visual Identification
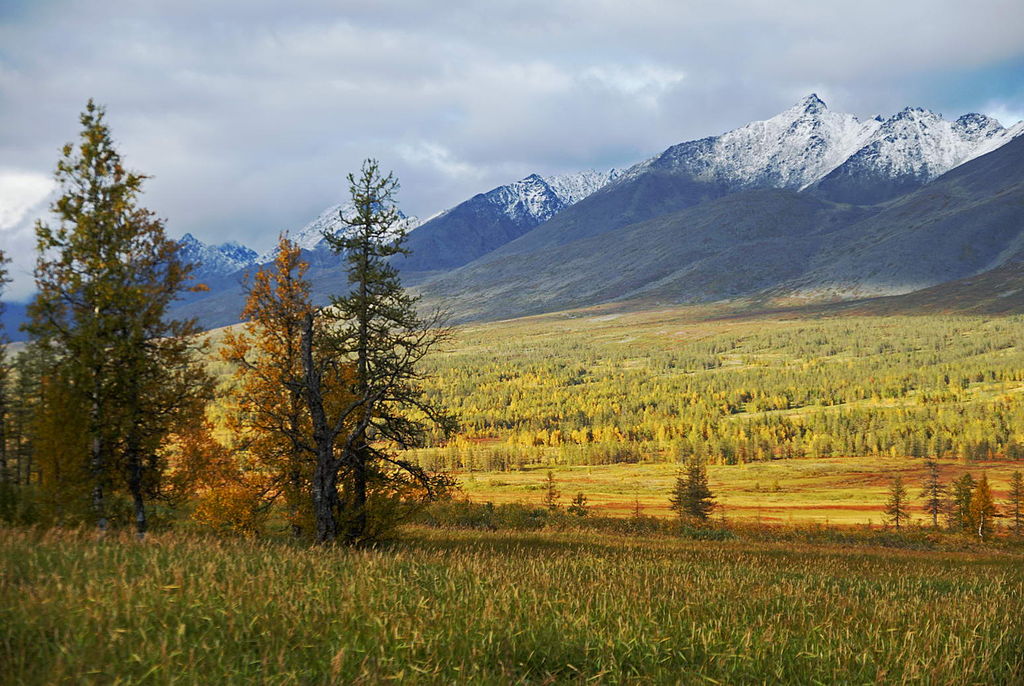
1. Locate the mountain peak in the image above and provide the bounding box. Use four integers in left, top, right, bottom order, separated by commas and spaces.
797, 93, 827, 114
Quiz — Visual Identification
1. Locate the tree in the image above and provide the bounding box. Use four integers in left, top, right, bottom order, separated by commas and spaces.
884, 474, 910, 530
221, 235, 324, 537
1006, 472, 1023, 537
947, 473, 976, 532
919, 459, 945, 528
299, 159, 455, 545
26, 100, 211, 535
567, 492, 589, 517
970, 473, 997, 540
542, 470, 560, 511
670, 456, 715, 521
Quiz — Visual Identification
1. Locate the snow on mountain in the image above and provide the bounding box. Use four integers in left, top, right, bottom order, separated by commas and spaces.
961, 119, 1024, 166
178, 233, 258, 278
257, 203, 422, 263
834, 108, 1004, 181
544, 168, 621, 205
638, 94, 879, 190
456, 168, 620, 230
630, 95, 1017, 197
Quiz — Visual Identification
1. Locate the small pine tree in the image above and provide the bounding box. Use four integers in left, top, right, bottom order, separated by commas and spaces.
670, 457, 715, 521
919, 459, 945, 528
567, 491, 589, 517
884, 474, 910, 530
542, 470, 560, 511
970, 474, 997, 541
948, 473, 976, 532
1007, 471, 1023, 537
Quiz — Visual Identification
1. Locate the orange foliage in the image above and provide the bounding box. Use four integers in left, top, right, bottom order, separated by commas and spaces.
164, 420, 268, 535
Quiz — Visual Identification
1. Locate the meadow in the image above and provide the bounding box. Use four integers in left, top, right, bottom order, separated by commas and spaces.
3, 526, 1023, 685
451, 456, 1023, 524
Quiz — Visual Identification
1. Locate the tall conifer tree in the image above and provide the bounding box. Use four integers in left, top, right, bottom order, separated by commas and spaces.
300, 159, 455, 545
919, 459, 945, 528
26, 101, 211, 534
1007, 471, 1023, 537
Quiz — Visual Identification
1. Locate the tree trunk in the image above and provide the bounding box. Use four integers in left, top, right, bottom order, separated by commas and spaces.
127, 449, 147, 539
345, 445, 368, 546
289, 468, 303, 539
301, 312, 339, 545
312, 448, 338, 544
90, 434, 107, 533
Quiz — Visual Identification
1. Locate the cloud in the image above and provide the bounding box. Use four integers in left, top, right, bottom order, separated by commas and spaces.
0, 170, 54, 300
0, 170, 53, 230
983, 103, 1024, 127
581, 64, 685, 109
396, 142, 485, 184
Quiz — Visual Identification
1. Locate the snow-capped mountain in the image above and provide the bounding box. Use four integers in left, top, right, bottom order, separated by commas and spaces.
639, 94, 879, 190
620, 94, 1022, 209
177, 233, 258, 279
812, 107, 1014, 203
544, 169, 622, 207
394, 168, 620, 273
466, 169, 620, 227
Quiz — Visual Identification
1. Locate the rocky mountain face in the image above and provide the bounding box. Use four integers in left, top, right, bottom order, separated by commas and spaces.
177, 233, 258, 280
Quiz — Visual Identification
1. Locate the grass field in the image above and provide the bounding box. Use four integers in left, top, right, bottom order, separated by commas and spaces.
3, 526, 1022, 684
452, 456, 1024, 525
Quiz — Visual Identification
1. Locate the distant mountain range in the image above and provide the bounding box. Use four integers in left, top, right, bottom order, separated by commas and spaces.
6, 94, 1021, 339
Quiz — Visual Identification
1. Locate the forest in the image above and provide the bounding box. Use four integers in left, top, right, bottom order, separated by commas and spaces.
410, 312, 1024, 470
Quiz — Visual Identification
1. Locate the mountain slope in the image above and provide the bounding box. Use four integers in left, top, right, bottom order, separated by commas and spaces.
420, 134, 1024, 322
790, 133, 1024, 296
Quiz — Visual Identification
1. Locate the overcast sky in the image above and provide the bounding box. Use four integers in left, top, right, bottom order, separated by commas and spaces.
1, 0, 1023, 298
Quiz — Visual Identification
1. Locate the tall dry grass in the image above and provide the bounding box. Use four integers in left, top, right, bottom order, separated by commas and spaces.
2, 526, 1022, 684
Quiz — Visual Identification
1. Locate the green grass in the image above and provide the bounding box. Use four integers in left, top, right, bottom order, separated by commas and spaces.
3, 526, 1022, 684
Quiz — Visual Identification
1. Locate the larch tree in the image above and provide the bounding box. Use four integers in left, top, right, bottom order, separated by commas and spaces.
919, 459, 945, 528
542, 470, 560, 511
301, 159, 456, 545
970, 473, 997, 541
25, 100, 211, 535
884, 474, 910, 530
947, 473, 976, 532
1006, 471, 1023, 536
221, 235, 331, 537
670, 456, 715, 521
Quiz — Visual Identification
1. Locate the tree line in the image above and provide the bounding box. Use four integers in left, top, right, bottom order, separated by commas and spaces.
885, 460, 1022, 539
0, 102, 453, 544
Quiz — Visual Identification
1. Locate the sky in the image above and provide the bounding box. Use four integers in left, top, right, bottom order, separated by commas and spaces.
1, 0, 1023, 299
